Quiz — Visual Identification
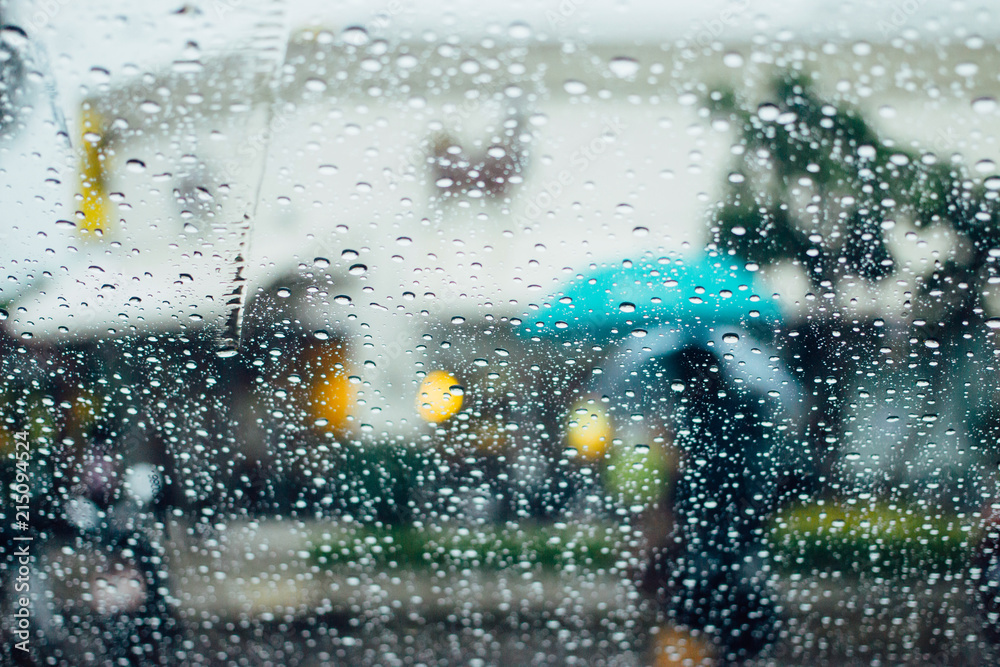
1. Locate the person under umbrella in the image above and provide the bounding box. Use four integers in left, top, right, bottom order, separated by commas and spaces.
519, 251, 807, 664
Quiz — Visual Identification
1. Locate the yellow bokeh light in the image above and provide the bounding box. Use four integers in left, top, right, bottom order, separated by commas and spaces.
78, 106, 112, 237
307, 344, 356, 431
416, 370, 464, 423
565, 399, 611, 462
309, 371, 356, 430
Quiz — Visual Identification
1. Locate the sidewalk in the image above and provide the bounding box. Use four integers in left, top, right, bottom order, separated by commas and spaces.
164, 518, 999, 665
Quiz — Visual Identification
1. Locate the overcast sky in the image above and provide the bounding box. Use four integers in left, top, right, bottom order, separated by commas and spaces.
12, 0, 997, 67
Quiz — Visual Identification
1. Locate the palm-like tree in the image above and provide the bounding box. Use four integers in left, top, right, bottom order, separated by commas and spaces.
705, 73, 1000, 485
708, 73, 999, 325
0, 14, 26, 138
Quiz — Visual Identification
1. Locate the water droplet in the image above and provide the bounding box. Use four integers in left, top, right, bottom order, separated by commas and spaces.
878, 104, 897, 119
563, 80, 587, 95
451, 316, 465, 324
319, 164, 338, 175
334, 295, 351, 305
342, 249, 359, 260
508, 21, 532, 40
973, 97, 998, 114
722, 52, 744, 68
276, 287, 291, 298
89, 66, 111, 84
305, 78, 327, 92
956, 62, 979, 77
314, 257, 330, 268
852, 40, 872, 56
757, 103, 780, 122
857, 145, 877, 161
987, 318, 1000, 329
609, 56, 640, 78
341, 26, 370, 46
314, 330, 330, 340
139, 100, 162, 114
722, 332, 740, 344
619, 302, 636, 313
631, 329, 647, 338
529, 112, 549, 127
125, 159, 146, 173
348, 263, 367, 276
924, 339, 940, 349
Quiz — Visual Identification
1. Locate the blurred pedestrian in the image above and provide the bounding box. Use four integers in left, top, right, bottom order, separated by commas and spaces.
643, 346, 784, 665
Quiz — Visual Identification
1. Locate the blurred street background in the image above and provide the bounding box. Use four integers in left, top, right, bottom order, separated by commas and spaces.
4, 0, 1000, 665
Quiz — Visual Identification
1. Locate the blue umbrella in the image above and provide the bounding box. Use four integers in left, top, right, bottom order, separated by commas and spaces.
517, 252, 781, 340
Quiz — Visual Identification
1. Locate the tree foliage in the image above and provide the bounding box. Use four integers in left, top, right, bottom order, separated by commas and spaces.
707, 73, 1000, 322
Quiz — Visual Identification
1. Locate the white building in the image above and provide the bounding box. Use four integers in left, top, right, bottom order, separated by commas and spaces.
3, 0, 1000, 448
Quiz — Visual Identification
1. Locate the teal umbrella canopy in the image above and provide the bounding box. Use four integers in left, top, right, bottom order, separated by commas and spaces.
518, 252, 781, 341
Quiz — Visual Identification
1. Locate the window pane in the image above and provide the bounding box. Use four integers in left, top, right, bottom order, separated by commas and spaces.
2, 1, 1000, 665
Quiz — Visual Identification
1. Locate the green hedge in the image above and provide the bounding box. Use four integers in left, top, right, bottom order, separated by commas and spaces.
309, 502, 978, 575
310, 523, 622, 571
767, 502, 974, 576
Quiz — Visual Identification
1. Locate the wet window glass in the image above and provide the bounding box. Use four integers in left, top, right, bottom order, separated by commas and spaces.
3, 1, 1000, 665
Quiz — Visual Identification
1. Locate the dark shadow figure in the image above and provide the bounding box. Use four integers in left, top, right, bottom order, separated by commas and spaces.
642, 347, 785, 665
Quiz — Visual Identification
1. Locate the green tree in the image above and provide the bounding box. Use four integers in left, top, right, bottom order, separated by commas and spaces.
705, 73, 1000, 487
707, 73, 999, 326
